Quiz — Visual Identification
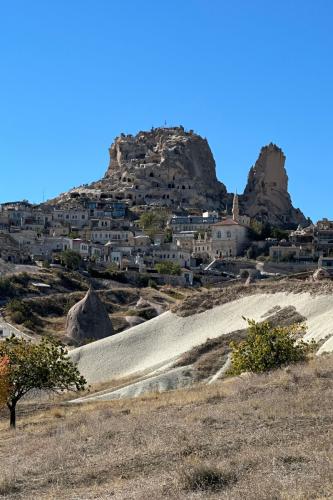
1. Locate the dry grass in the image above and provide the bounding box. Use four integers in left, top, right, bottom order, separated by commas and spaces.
172, 279, 333, 317
0, 355, 332, 499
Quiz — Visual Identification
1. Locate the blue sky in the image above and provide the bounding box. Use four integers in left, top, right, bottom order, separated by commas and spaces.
0, 0, 332, 221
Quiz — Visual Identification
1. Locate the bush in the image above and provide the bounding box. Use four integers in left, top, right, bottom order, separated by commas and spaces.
179, 464, 235, 491
148, 279, 158, 289
7, 299, 40, 329
155, 261, 181, 275
23, 319, 37, 331
0, 278, 15, 299
138, 209, 169, 238
60, 250, 81, 270
10, 311, 25, 325
228, 319, 317, 375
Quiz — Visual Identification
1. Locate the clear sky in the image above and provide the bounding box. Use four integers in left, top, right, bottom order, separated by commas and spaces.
0, 0, 332, 221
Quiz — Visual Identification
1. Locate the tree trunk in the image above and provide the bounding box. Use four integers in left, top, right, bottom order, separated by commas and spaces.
8, 403, 16, 429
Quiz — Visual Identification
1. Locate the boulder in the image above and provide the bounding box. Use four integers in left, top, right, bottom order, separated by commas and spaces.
66, 288, 114, 344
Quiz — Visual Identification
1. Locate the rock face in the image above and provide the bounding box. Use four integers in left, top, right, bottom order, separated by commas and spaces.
66, 288, 114, 344
93, 126, 227, 209
242, 143, 307, 227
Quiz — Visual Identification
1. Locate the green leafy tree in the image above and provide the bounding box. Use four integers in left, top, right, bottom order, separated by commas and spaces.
271, 227, 289, 241
60, 250, 82, 270
228, 319, 317, 375
0, 336, 86, 428
155, 261, 181, 275
138, 210, 169, 238
164, 228, 173, 243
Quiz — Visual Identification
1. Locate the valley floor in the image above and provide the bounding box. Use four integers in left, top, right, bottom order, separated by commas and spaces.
0, 355, 332, 499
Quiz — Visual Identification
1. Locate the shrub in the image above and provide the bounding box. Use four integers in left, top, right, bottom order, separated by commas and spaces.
10, 311, 25, 324
7, 299, 40, 329
148, 279, 158, 289
60, 250, 81, 270
138, 209, 169, 238
179, 464, 235, 491
23, 319, 37, 331
0, 278, 15, 299
155, 261, 181, 275
228, 319, 317, 375
11, 273, 30, 286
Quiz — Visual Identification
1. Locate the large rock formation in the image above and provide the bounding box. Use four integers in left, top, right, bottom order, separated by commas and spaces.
49, 128, 308, 228
66, 288, 114, 344
241, 143, 308, 227
89, 126, 227, 209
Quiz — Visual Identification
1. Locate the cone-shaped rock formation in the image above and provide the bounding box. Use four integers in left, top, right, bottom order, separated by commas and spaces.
242, 143, 307, 227
66, 288, 114, 344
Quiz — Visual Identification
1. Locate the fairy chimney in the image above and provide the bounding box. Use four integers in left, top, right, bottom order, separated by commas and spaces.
66, 288, 114, 344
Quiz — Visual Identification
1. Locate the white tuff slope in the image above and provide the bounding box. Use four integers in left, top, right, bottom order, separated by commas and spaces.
70, 292, 333, 387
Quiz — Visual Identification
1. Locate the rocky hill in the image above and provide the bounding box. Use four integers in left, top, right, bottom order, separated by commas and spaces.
90, 126, 227, 209
53, 127, 307, 227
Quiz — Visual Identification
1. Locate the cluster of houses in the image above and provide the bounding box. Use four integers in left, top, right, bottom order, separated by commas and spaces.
1, 195, 332, 278
0, 195, 250, 270
269, 219, 333, 266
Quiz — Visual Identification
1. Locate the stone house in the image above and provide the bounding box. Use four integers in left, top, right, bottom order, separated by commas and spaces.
131, 234, 151, 249
269, 245, 299, 261
152, 243, 191, 268
52, 209, 89, 228
173, 231, 196, 252
49, 223, 70, 237
86, 200, 127, 219
318, 256, 333, 275
89, 228, 134, 245
315, 219, 333, 256
62, 238, 90, 258
169, 212, 219, 232
193, 233, 212, 259
210, 219, 248, 258
289, 225, 315, 258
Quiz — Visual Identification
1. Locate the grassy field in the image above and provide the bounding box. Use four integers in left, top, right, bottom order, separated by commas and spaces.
0, 354, 332, 499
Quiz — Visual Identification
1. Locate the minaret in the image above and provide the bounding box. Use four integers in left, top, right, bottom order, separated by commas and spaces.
232, 192, 239, 222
